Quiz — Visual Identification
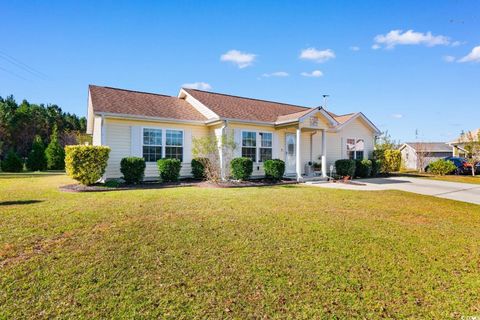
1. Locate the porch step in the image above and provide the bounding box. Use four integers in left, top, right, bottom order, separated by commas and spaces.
301, 176, 329, 183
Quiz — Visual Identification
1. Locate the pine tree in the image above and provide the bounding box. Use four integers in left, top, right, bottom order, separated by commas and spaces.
1, 149, 23, 172
45, 125, 65, 170
26, 135, 47, 171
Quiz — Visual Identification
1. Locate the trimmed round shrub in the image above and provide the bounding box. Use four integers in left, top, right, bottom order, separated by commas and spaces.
26, 135, 47, 171
46, 125, 65, 170
427, 159, 457, 176
157, 158, 182, 182
1, 149, 23, 172
370, 159, 382, 177
335, 159, 356, 178
191, 158, 207, 180
120, 157, 146, 184
264, 159, 285, 181
355, 159, 372, 178
65, 145, 110, 185
383, 149, 401, 173
231, 157, 253, 180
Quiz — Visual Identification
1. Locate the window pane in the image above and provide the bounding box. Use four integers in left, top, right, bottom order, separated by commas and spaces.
355, 139, 365, 151
242, 131, 256, 147
165, 146, 183, 162
242, 147, 256, 162
346, 138, 355, 151
347, 151, 355, 160
260, 148, 272, 162
260, 132, 272, 147
143, 128, 162, 146
143, 146, 162, 162
356, 151, 364, 160
166, 130, 183, 146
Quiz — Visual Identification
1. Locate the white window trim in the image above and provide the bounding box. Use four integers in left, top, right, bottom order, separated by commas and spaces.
241, 130, 274, 164
142, 126, 185, 163
345, 137, 365, 160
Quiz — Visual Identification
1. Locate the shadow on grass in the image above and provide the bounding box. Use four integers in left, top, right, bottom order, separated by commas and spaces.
0, 200, 44, 206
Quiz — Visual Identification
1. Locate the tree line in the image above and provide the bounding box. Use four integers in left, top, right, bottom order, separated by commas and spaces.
0, 95, 89, 170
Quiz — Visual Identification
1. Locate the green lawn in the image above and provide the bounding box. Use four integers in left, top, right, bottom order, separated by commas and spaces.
1, 174, 479, 318
397, 172, 480, 185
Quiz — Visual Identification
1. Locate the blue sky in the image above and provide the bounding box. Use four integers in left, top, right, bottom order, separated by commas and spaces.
1, 0, 479, 142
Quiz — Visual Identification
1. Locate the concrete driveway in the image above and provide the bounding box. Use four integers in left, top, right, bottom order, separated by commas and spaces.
306, 176, 480, 205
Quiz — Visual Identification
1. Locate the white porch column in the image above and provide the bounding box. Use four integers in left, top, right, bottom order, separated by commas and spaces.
321, 129, 327, 177
296, 127, 302, 181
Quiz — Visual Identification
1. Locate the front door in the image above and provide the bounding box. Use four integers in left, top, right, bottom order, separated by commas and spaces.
285, 133, 296, 174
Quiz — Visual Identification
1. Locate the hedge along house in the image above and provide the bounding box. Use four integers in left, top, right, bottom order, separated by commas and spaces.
86, 85, 381, 181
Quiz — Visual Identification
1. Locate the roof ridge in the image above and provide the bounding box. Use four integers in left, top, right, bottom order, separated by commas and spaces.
89, 84, 175, 99
184, 88, 311, 110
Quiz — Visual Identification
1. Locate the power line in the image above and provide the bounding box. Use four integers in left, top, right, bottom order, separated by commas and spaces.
0, 66, 28, 80
0, 50, 48, 79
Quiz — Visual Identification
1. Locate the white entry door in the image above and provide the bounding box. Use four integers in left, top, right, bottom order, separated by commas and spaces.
285, 133, 296, 174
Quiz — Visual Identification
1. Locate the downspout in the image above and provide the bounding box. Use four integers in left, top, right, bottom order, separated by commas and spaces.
220, 119, 228, 180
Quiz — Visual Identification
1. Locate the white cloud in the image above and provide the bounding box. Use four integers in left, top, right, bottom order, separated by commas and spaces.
373, 29, 451, 49
182, 82, 212, 90
262, 71, 289, 77
299, 48, 335, 63
458, 45, 480, 63
391, 113, 403, 119
443, 55, 455, 62
350, 46, 360, 51
300, 70, 323, 77
220, 49, 256, 68
371, 44, 381, 50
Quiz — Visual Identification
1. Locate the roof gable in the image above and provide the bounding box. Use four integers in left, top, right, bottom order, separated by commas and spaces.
401, 142, 452, 152
89, 85, 207, 121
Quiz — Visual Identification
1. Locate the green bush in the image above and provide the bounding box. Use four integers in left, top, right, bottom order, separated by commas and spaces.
264, 159, 285, 181
120, 157, 146, 184
370, 159, 382, 177
157, 158, 182, 182
46, 125, 65, 170
428, 159, 457, 176
65, 145, 110, 185
26, 135, 47, 171
383, 149, 401, 173
355, 159, 372, 178
1, 149, 23, 172
230, 157, 253, 180
191, 158, 207, 180
335, 159, 356, 178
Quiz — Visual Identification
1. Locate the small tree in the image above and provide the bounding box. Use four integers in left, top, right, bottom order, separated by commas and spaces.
192, 134, 236, 182
1, 149, 23, 172
462, 130, 480, 176
45, 125, 65, 170
415, 142, 431, 173
26, 135, 47, 171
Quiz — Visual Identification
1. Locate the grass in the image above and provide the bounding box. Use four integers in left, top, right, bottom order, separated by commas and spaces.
1, 174, 479, 318
397, 171, 480, 185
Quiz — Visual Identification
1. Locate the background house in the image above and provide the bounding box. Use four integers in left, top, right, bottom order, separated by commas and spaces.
399, 142, 453, 171
449, 129, 480, 157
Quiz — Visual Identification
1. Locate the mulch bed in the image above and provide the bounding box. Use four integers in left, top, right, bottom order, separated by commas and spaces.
59, 179, 297, 193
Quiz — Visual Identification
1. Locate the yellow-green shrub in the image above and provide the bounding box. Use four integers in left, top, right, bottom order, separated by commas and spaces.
65, 145, 110, 185
383, 149, 401, 173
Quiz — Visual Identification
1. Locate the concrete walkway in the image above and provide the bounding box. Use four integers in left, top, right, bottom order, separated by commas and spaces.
306, 176, 480, 205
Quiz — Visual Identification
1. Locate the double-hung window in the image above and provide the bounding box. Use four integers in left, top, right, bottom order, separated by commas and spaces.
142, 128, 183, 162
143, 128, 162, 162
346, 138, 365, 160
242, 131, 257, 162
242, 131, 273, 163
259, 132, 272, 162
165, 129, 183, 161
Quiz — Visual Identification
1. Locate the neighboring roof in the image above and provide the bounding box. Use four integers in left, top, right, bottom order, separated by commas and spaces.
450, 129, 480, 143
89, 85, 207, 121
182, 88, 312, 122
402, 142, 452, 152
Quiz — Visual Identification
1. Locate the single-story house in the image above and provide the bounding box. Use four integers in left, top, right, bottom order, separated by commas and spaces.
449, 129, 480, 157
86, 85, 381, 181
399, 142, 453, 171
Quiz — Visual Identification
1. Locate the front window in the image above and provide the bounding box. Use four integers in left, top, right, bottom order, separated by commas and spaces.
143, 128, 162, 162
165, 129, 183, 161
142, 128, 183, 162
242, 131, 257, 162
259, 132, 272, 162
346, 138, 364, 160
